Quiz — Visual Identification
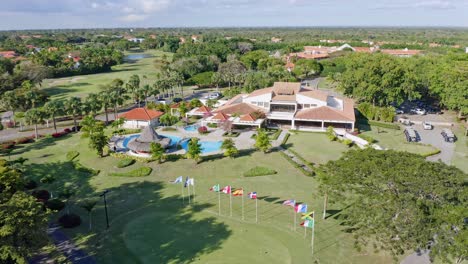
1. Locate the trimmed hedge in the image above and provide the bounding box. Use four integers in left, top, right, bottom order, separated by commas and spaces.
161, 127, 177, 132
111, 152, 151, 163
280, 133, 290, 146
244, 166, 277, 177
271, 129, 282, 140
109, 167, 153, 177
368, 120, 400, 130
113, 128, 141, 135
287, 149, 315, 171
73, 161, 100, 176
66, 151, 80, 161
117, 158, 135, 168
279, 152, 314, 177
357, 134, 377, 144
421, 149, 442, 158
223, 132, 240, 137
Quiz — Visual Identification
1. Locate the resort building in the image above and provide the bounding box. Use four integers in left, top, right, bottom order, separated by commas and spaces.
186, 105, 212, 118
208, 82, 355, 131
119, 107, 164, 129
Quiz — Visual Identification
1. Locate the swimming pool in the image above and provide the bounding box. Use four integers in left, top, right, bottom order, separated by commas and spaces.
122, 134, 222, 154
184, 125, 199, 132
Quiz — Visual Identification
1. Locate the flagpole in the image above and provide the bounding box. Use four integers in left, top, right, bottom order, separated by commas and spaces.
181, 183, 184, 204
294, 204, 297, 231
187, 182, 191, 204
192, 181, 195, 203
241, 189, 244, 221
311, 211, 315, 257
255, 197, 257, 223
230, 190, 232, 217
218, 189, 221, 215
323, 192, 328, 220
304, 225, 307, 238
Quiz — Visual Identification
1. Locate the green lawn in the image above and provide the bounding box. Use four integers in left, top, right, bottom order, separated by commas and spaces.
287, 132, 350, 164
452, 126, 468, 173
8, 132, 395, 264
40, 50, 173, 101
358, 124, 439, 155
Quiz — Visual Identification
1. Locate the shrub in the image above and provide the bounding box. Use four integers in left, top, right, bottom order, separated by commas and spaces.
244, 166, 277, 177
52, 132, 66, 138
58, 214, 81, 228
279, 152, 314, 177
198, 126, 208, 134
223, 132, 240, 137
207, 123, 218, 128
343, 139, 354, 147
63, 128, 72, 133
46, 198, 65, 211
326, 126, 337, 141
66, 151, 80, 161
113, 128, 141, 135
287, 149, 315, 170
165, 154, 184, 162
117, 158, 135, 168
161, 127, 177, 131
357, 134, 376, 143
32, 189, 50, 201
1, 141, 15, 150
72, 161, 100, 176
24, 179, 38, 190
40, 175, 55, 184
421, 149, 442, 157
109, 167, 153, 177
15, 137, 34, 144
110, 152, 151, 163
188, 71, 214, 87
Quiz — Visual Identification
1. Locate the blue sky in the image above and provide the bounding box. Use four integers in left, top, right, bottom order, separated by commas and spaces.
1, 0, 467, 30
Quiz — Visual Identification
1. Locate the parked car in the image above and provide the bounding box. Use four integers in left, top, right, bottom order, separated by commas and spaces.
410, 108, 426, 115
427, 107, 442, 115
404, 128, 418, 142
441, 128, 456, 143
395, 108, 404, 114
172, 97, 183, 103
205, 92, 222, 100
398, 117, 411, 126
422, 121, 433, 130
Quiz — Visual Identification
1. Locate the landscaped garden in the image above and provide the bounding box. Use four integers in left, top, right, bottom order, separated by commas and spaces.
8, 132, 396, 264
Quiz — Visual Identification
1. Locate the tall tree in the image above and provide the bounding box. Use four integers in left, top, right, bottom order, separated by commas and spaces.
319, 149, 467, 262
221, 138, 238, 158
64, 97, 83, 132
186, 138, 202, 164
24, 108, 44, 139
80, 199, 98, 231
254, 129, 271, 153
43, 100, 64, 133
150, 142, 165, 163
84, 93, 102, 117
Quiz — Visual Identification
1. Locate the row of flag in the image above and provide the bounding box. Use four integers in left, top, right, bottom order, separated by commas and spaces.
283, 199, 315, 228
171, 176, 194, 187
210, 184, 257, 199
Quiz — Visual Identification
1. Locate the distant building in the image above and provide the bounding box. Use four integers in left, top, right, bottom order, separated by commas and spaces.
271, 37, 282, 43
0, 51, 17, 58
119, 108, 164, 129
380, 48, 422, 57
128, 38, 145, 43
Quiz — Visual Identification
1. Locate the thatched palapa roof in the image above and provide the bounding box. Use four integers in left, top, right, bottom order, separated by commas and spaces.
127, 126, 171, 152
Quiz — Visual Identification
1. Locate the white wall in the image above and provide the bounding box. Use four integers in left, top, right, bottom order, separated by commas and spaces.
123, 119, 159, 129
243, 93, 272, 108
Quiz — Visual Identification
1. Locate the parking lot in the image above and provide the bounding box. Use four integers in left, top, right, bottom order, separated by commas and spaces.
405, 123, 456, 164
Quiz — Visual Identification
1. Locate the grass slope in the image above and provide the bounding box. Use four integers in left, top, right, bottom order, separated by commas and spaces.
9, 132, 394, 264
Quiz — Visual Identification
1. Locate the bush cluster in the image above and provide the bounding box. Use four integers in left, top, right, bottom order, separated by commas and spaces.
117, 158, 135, 168
52, 128, 73, 138
66, 151, 80, 161
46, 198, 65, 211
243, 166, 277, 177
198, 126, 209, 134
358, 102, 396, 123
368, 120, 400, 130
40, 175, 55, 184
15, 137, 35, 144
32, 189, 51, 201
109, 167, 153, 177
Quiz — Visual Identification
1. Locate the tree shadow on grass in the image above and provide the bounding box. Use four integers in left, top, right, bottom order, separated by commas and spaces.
11, 135, 73, 156
89, 181, 232, 264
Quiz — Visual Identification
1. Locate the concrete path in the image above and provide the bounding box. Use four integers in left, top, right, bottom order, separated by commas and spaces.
30, 224, 95, 264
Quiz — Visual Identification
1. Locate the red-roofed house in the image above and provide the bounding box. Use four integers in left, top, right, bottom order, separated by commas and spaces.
380, 48, 422, 57
0, 51, 17, 59
119, 107, 164, 129
186, 105, 212, 118
209, 82, 355, 131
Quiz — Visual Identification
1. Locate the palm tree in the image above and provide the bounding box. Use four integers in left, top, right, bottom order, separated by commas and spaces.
25, 108, 44, 139
140, 84, 152, 106
43, 100, 64, 133
84, 93, 102, 117
80, 199, 98, 231
98, 87, 113, 125
126, 74, 140, 105
64, 97, 83, 132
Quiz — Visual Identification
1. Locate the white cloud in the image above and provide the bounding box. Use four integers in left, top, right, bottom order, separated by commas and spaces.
139, 0, 171, 13
119, 13, 148, 22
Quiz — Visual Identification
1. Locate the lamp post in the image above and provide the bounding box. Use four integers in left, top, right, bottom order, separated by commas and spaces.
100, 190, 110, 229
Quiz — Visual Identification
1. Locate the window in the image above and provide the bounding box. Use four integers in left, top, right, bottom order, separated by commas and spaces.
258, 102, 264, 107
310, 104, 317, 107
303, 104, 311, 108
264, 103, 269, 108
251, 101, 257, 105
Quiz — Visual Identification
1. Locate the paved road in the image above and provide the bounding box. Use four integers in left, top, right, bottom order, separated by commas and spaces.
29, 224, 95, 264
401, 250, 431, 264
407, 124, 455, 164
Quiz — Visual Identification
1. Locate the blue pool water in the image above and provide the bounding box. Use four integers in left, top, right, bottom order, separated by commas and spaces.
184, 125, 199, 132
122, 134, 222, 154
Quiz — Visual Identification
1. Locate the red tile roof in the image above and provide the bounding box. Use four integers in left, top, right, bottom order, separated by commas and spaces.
211, 112, 229, 121
194, 105, 212, 113
0, 51, 17, 58
290, 52, 330, 60
380, 49, 421, 56
215, 103, 264, 116
240, 114, 257, 122
119, 108, 164, 121
298, 89, 330, 102
295, 106, 355, 122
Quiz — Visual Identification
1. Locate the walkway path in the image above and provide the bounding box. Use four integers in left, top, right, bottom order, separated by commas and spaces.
30, 224, 95, 264
274, 130, 314, 174
400, 250, 431, 264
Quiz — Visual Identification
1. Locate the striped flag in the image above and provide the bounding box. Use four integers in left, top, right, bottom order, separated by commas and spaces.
210, 184, 220, 192
295, 204, 308, 213
232, 189, 243, 196
221, 186, 232, 194
300, 219, 314, 228
282, 199, 296, 207
184, 176, 190, 188
248, 192, 257, 199
171, 176, 183, 184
